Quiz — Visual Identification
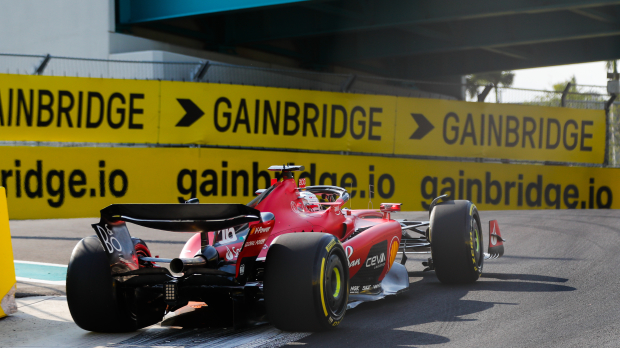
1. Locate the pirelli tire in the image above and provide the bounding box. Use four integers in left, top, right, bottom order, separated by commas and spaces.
430, 200, 483, 284
264, 233, 349, 331
66, 236, 165, 332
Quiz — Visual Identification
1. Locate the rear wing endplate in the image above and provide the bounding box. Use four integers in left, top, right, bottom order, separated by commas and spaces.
484, 220, 505, 260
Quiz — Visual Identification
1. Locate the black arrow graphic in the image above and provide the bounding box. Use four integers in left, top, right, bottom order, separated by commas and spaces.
175, 99, 204, 127
409, 113, 434, 139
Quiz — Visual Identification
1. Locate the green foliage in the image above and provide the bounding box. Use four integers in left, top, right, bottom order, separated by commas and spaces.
465, 71, 515, 102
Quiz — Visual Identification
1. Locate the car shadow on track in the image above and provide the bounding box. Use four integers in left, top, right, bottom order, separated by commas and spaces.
293, 270, 575, 348
480, 272, 569, 283
500, 255, 580, 261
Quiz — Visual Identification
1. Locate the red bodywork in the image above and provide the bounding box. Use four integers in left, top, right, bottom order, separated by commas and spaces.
179, 177, 402, 289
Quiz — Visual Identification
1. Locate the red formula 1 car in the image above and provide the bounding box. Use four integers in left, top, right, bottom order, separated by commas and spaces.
66, 165, 505, 332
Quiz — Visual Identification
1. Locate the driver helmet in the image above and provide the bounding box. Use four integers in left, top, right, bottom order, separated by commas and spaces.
299, 191, 320, 212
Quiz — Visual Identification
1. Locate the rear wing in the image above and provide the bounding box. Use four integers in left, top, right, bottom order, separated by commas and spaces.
92, 203, 261, 274
98, 203, 261, 232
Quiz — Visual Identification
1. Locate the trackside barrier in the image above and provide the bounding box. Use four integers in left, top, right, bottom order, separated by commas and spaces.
0, 73, 605, 164
1, 146, 619, 220
0, 187, 17, 317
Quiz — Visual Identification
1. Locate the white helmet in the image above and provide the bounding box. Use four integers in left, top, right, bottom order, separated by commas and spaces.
299, 191, 320, 212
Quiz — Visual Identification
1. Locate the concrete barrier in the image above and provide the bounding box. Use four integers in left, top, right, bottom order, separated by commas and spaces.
0, 187, 17, 317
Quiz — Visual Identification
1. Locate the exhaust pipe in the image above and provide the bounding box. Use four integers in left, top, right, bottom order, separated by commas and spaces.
170, 256, 206, 273
170, 245, 219, 273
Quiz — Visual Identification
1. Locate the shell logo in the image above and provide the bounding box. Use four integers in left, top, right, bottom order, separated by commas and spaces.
388, 237, 399, 269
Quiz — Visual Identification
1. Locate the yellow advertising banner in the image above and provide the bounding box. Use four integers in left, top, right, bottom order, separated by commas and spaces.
158, 81, 397, 153
1, 146, 616, 220
0, 74, 160, 143
395, 98, 605, 163
0, 74, 606, 163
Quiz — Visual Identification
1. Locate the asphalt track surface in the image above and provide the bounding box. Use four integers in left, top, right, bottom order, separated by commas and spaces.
4, 209, 620, 347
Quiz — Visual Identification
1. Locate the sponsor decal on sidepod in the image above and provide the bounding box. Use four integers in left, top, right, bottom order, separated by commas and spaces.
345, 246, 361, 267
366, 253, 386, 269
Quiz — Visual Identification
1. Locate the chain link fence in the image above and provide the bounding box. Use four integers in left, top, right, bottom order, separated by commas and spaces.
0, 53, 452, 100
485, 84, 620, 167
2, 52, 619, 166
2, 53, 615, 106
480, 85, 611, 110
608, 108, 620, 167
1, 52, 614, 107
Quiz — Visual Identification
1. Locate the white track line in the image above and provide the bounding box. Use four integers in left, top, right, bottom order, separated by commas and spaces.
14, 260, 68, 267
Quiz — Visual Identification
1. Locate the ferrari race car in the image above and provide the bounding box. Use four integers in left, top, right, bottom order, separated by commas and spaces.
66, 165, 505, 332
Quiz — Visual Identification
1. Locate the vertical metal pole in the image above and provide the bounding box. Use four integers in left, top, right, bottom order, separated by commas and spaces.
605, 108, 610, 166
561, 82, 572, 107
604, 94, 617, 167
477, 83, 493, 102
192, 61, 210, 82
33, 54, 51, 75
341, 74, 357, 93
611, 108, 616, 167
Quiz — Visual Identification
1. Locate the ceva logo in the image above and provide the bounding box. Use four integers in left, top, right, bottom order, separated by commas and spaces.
366, 253, 386, 268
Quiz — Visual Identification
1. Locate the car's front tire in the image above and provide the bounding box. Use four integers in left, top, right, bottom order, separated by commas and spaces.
430, 200, 483, 284
264, 233, 349, 331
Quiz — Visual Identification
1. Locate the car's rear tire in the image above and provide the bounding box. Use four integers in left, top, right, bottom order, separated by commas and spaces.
66, 236, 165, 332
430, 200, 483, 284
264, 233, 349, 331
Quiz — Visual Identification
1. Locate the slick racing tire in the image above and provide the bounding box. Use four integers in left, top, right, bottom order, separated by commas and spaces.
264, 233, 349, 331
430, 200, 483, 284
66, 236, 165, 332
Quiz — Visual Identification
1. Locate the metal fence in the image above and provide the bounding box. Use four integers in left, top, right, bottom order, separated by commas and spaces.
480, 85, 611, 110
2, 52, 620, 166
0, 52, 614, 108
0, 53, 453, 100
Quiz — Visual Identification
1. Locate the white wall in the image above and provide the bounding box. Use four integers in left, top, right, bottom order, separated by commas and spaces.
0, 0, 113, 58
0, 0, 292, 69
